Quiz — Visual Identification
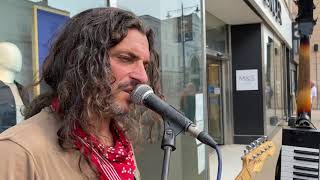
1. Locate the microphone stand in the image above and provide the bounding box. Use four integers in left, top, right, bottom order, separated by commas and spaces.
161, 117, 185, 180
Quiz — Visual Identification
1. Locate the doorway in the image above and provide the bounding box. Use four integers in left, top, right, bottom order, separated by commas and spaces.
207, 58, 224, 144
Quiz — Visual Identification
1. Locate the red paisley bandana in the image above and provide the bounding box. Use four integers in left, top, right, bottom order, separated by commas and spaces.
51, 98, 136, 180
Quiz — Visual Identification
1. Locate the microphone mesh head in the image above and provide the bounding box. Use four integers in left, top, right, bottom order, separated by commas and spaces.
130, 84, 153, 105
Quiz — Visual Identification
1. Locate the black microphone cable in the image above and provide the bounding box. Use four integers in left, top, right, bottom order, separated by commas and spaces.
196, 131, 222, 180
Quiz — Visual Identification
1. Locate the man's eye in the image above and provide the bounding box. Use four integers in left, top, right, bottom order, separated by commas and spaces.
118, 55, 131, 62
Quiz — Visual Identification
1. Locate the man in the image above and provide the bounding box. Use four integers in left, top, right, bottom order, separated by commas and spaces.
311, 80, 317, 109
0, 7, 161, 180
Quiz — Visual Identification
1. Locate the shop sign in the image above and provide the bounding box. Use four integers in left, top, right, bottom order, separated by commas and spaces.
263, 0, 282, 25
236, 69, 259, 91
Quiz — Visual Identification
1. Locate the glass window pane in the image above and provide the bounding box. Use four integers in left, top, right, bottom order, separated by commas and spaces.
205, 12, 226, 53
111, 0, 206, 179
0, 0, 108, 131
274, 43, 284, 122
48, 0, 107, 16
265, 37, 285, 135
265, 38, 276, 134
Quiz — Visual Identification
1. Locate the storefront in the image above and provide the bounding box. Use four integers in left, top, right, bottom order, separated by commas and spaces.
231, 0, 292, 143
0, 0, 108, 131
1, 0, 209, 179
208, 0, 291, 144
0, 0, 293, 179
206, 0, 292, 146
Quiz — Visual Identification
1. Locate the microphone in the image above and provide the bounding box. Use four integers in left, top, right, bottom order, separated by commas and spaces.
130, 84, 217, 147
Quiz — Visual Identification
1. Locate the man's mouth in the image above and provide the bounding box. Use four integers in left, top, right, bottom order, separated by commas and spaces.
117, 80, 140, 95
123, 87, 134, 95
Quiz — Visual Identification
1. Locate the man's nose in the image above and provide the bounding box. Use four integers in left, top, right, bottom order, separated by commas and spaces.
130, 61, 149, 84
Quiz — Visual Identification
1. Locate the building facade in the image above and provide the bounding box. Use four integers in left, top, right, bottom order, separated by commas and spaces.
203, 0, 293, 144
0, 0, 293, 179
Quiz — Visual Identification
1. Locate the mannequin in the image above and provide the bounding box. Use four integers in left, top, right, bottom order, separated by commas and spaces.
0, 42, 27, 132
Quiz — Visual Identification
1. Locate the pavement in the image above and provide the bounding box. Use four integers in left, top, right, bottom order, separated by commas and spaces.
311, 109, 320, 127
209, 110, 320, 180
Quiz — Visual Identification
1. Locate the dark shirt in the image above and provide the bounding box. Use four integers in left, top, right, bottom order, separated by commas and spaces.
0, 80, 29, 132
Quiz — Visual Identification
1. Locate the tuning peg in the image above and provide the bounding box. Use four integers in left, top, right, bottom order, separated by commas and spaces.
250, 142, 257, 149
263, 136, 268, 142
254, 139, 261, 146
257, 137, 264, 144
246, 145, 253, 151
244, 149, 249, 155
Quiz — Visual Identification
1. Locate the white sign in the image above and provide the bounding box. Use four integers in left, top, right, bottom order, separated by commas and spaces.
236, 69, 258, 91
195, 93, 204, 145
195, 93, 204, 126
214, 87, 221, 95
197, 144, 205, 174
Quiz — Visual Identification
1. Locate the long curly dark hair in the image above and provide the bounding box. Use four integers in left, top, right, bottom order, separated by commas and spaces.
23, 7, 162, 146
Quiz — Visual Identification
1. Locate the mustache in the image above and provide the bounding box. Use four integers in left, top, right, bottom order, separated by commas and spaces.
117, 79, 141, 92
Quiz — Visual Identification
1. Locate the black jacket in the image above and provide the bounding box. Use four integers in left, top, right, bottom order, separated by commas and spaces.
0, 80, 29, 132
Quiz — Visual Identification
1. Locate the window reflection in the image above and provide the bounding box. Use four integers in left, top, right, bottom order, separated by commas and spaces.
265, 38, 284, 134
113, 0, 206, 179
205, 12, 226, 53
0, 0, 107, 132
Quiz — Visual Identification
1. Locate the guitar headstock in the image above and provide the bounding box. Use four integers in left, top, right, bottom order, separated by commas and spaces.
241, 136, 276, 177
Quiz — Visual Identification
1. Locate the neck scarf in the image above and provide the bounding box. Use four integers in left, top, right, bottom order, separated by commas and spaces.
51, 98, 136, 180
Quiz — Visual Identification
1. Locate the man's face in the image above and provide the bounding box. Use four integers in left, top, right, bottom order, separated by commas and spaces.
109, 29, 150, 115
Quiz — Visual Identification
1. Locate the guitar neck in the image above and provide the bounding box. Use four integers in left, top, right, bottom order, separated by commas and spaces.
235, 163, 252, 180
296, 36, 311, 116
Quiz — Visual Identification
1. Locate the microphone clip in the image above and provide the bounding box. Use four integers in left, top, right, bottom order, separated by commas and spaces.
160, 116, 186, 180
161, 116, 185, 151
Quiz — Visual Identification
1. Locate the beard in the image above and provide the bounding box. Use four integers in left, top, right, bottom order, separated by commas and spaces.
110, 79, 140, 116
109, 101, 131, 117
109, 100, 137, 132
